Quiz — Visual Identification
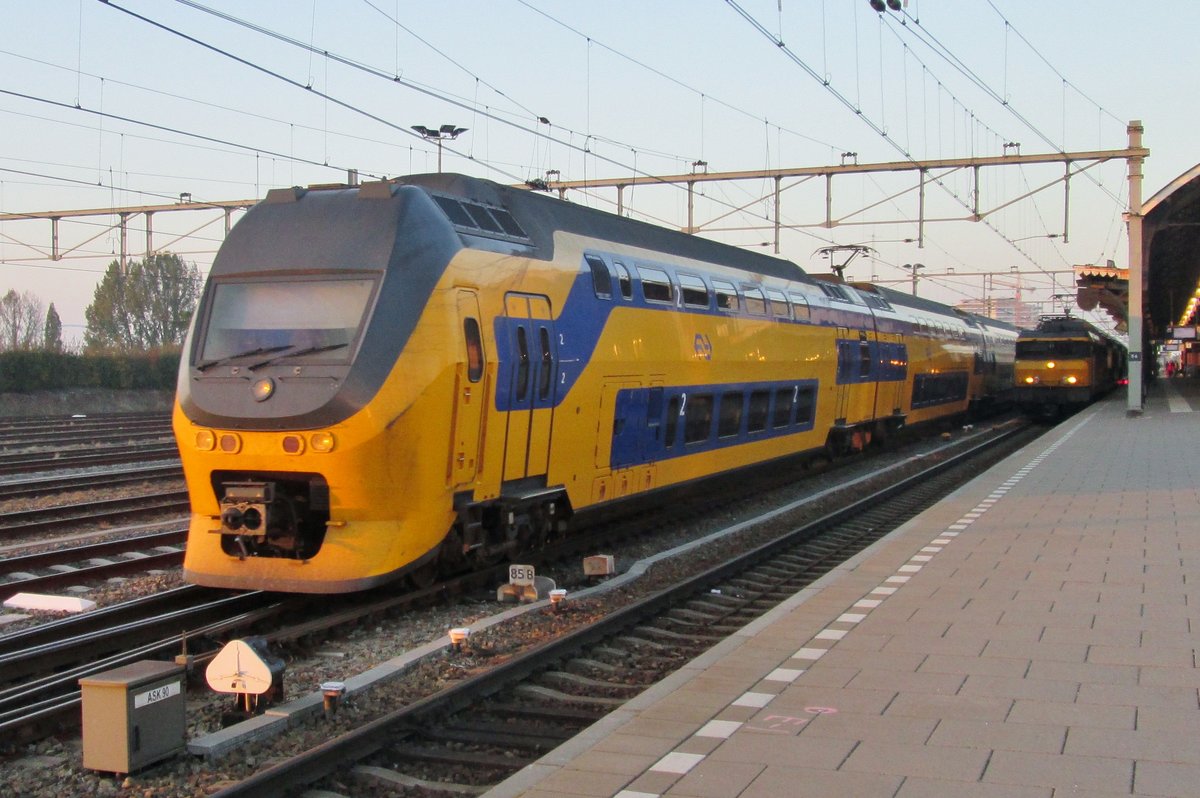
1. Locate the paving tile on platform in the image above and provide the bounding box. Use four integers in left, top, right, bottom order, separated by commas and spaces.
1007, 698, 1134, 730
734, 765, 903, 798
767, 685, 897, 715
707, 731, 855, 769
794, 709, 937, 743
957, 673, 1079, 703
840, 739, 990, 781
664, 759, 764, 798
532, 766, 640, 797
1133, 759, 1200, 797
917, 652, 1030, 678
894, 776, 1052, 798
846, 668, 966, 696
927, 718, 1066, 754
1131, 704, 1200, 734
981, 749, 1133, 793
1065, 726, 1200, 765
885, 692, 1012, 722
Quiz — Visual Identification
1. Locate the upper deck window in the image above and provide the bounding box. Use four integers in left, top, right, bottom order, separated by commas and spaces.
712, 280, 739, 312
766, 289, 790, 319
586, 255, 612, 299
639, 266, 673, 304
614, 262, 633, 299
789, 292, 811, 321
678, 274, 710, 308
743, 287, 768, 316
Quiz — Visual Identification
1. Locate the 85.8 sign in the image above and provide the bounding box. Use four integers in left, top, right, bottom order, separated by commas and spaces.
509, 564, 535, 586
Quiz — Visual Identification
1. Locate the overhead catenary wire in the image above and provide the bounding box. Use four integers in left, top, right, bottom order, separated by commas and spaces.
102, 0, 830, 245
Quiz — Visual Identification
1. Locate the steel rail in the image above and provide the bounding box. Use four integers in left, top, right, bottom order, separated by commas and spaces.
0, 464, 182, 501
0, 491, 189, 537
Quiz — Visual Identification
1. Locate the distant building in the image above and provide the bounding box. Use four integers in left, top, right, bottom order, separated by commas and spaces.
956, 297, 1040, 329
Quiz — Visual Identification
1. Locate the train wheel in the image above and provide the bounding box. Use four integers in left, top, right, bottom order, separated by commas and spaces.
406, 560, 438, 589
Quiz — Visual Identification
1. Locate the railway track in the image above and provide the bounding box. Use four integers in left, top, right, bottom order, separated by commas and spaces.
0, 424, 172, 452
0, 490, 190, 538
0, 529, 188, 601
207, 422, 1039, 798
0, 463, 182, 501
0, 444, 181, 476
0, 587, 280, 747
0, 412, 170, 435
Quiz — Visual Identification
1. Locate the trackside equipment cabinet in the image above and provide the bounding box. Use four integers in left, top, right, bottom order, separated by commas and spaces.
79, 660, 186, 773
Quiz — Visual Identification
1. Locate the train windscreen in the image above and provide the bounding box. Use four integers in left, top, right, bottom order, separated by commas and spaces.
198, 277, 376, 364
1016, 340, 1092, 359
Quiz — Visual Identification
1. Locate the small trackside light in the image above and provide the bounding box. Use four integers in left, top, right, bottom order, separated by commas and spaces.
320, 681, 346, 718
195, 429, 216, 450
252, 377, 275, 402
310, 431, 336, 453
448, 627, 471, 652
219, 433, 242, 453
282, 435, 305, 454
549, 588, 567, 612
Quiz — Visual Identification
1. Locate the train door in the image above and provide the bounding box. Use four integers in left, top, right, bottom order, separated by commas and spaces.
450, 290, 487, 487
834, 326, 852, 422
880, 331, 904, 415
502, 293, 557, 483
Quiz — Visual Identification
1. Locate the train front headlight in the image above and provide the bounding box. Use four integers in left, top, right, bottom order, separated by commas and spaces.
252, 377, 275, 402
1065, 375, 1078, 385
219, 433, 242, 453
310, 431, 336, 453
195, 429, 216, 451
282, 435, 305, 454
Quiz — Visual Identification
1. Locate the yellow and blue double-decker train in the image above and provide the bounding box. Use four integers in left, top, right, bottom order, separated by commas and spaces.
173, 173, 1017, 593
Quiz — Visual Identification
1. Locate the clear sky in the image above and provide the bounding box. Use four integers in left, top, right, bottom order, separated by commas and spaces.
1, 1, 1196, 344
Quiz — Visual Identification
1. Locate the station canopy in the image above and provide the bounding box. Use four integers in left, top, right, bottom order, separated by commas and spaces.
1143, 164, 1200, 338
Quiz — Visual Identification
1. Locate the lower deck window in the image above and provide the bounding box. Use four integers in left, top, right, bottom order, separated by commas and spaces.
684, 395, 714, 444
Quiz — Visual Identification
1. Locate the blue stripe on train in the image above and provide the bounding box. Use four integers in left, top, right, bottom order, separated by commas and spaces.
608, 379, 820, 469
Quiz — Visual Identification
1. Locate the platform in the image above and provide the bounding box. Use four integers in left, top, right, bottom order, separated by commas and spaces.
487, 377, 1200, 798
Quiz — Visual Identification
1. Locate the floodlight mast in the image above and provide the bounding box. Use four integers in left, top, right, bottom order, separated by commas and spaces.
410, 124, 468, 173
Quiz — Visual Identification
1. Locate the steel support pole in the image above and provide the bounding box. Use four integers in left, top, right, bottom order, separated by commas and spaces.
119, 213, 128, 273
1063, 162, 1071, 243
918, 169, 926, 247
773, 176, 781, 254
1126, 120, 1145, 415
686, 181, 695, 234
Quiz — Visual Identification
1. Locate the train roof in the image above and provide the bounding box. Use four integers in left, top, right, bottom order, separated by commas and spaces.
858, 282, 1019, 333
396, 173, 809, 283
1019, 315, 1127, 348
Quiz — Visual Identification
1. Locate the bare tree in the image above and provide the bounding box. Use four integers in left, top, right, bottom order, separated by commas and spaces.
0, 289, 45, 352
